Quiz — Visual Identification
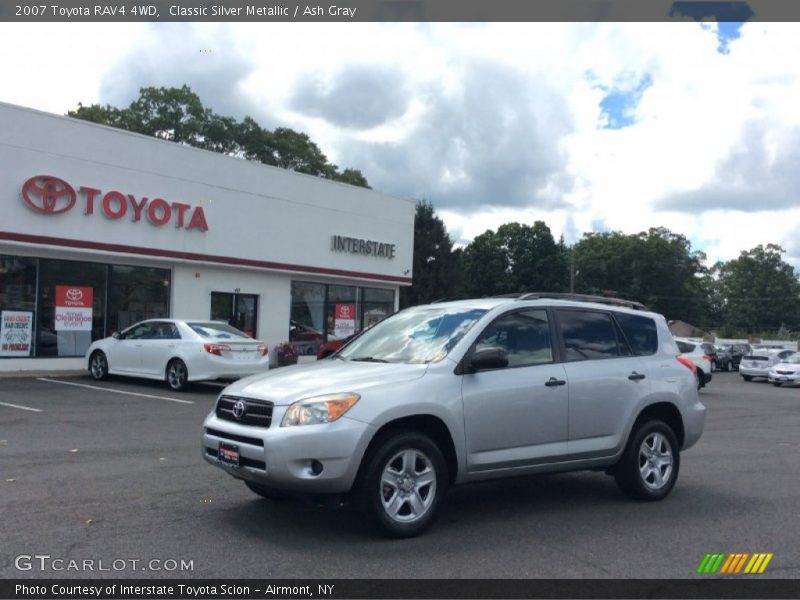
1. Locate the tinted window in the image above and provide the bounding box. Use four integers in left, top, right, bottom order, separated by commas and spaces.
123, 322, 154, 340
557, 310, 625, 361
474, 310, 553, 368
188, 322, 250, 339
615, 312, 658, 356
149, 322, 181, 340
675, 340, 695, 353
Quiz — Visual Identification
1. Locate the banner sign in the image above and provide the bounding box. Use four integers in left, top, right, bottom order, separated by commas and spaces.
55, 286, 94, 331
334, 303, 356, 338
0, 311, 33, 356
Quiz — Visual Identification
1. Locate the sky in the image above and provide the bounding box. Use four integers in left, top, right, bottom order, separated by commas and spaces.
2, 21, 800, 269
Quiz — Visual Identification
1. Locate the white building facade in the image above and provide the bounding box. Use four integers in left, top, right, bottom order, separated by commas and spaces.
0, 102, 414, 372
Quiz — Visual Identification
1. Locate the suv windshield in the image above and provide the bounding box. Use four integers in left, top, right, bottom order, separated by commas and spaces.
338, 306, 487, 364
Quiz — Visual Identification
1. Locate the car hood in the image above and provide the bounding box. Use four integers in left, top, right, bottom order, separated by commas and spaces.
221, 359, 429, 405
772, 363, 800, 372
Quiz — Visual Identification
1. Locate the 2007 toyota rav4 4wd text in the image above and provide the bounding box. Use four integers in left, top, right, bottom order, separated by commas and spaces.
202, 293, 706, 537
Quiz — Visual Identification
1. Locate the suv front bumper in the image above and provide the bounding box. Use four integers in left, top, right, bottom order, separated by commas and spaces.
201, 412, 374, 494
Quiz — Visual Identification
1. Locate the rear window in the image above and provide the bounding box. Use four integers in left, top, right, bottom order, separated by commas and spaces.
187, 322, 251, 339
743, 355, 769, 362
615, 313, 658, 356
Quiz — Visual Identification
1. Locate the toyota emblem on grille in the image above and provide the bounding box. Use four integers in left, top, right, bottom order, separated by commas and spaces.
232, 400, 246, 420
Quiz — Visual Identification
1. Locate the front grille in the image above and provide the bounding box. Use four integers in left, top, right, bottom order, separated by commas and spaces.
216, 395, 274, 428
776, 370, 795, 375
205, 427, 263, 447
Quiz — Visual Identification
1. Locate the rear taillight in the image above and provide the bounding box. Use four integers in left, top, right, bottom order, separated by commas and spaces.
204, 343, 231, 356
702, 354, 713, 362
677, 355, 697, 376
257, 344, 268, 356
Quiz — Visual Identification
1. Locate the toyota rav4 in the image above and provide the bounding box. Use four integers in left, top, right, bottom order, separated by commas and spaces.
202, 294, 705, 537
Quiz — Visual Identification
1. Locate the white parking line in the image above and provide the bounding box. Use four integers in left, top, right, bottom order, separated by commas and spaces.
0, 401, 43, 412
36, 378, 195, 404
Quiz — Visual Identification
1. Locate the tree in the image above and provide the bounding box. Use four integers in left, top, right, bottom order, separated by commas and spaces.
461, 220, 568, 296
68, 85, 370, 188
399, 201, 461, 308
571, 227, 712, 324
715, 244, 800, 335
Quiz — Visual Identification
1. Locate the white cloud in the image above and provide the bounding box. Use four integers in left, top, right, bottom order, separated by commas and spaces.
2, 21, 800, 268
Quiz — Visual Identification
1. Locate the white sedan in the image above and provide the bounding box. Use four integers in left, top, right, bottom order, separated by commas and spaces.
768, 352, 800, 386
86, 319, 269, 390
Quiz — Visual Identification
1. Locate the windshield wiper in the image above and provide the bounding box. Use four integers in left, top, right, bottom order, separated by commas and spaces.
350, 356, 390, 363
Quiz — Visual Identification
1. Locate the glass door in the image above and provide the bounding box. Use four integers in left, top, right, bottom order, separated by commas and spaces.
210, 292, 258, 338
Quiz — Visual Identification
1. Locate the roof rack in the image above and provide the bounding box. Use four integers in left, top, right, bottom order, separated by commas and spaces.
512, 292, 648, 311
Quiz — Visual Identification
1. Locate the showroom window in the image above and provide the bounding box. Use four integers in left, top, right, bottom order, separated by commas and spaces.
0, 255, 171, 359
108, 265, 171, 334
37, 258, 107, 358
289, 281, 396, 354
362, 287, 395, 329
0, 256, 37, 358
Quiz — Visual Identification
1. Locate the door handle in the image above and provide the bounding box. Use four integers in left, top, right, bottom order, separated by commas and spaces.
628, 372, 646, 381
167, 344, 176, 348
545, 377, 567, 387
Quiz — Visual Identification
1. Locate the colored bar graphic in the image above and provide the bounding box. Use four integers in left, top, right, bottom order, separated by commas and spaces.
697, 554, 712, 574
697, 552, 771, 575
758, 554, 773, 573
711, 554, 726, 573
734, 553, 750, 573
720, 554, 736, 574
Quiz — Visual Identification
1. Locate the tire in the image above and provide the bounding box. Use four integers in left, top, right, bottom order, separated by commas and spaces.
696, 368, 705, 389
166, 358, 189, 391
244, 480, 288, 501
614, 420, 680, 501
724, 360, 731, 372
89, 350, 108, 380
711, 360, 717, 372
742, 375, 753, 382
355, 431, 448, 538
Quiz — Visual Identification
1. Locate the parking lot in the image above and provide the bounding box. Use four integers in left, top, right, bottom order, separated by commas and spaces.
1, 370, 799, 579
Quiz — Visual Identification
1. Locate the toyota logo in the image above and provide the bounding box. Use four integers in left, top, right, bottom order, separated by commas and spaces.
66, 289, 83, 301
232, 400, 247, 420
21, 175, 77, 215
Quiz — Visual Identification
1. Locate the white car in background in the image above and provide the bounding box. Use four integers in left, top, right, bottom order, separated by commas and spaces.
740, 348, 795, 383
768, 353, 800, 386
674, 338, 712, 389
86, 319, 269, 390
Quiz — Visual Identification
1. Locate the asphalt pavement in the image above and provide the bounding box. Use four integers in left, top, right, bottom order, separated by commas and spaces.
1, 370, 799, 579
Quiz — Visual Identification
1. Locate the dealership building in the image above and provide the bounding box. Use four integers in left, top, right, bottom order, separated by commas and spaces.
0, 102, 414, 372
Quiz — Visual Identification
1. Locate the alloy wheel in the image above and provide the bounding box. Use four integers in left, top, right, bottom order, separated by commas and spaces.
167, 361, 187, 389
379, 449, 437, 524
638, 432, 674, 490
90, 353, 107, 379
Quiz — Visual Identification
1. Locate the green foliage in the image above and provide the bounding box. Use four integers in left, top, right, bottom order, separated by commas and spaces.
571, 227, 712, 324
400, 201, 462, 308
714, 244, 800, 334
461, 221, 568, 296
68, 85, 370, 188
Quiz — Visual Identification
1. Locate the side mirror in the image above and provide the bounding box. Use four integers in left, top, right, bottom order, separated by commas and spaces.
468, 346, 508, 372
112, 332, 121, 340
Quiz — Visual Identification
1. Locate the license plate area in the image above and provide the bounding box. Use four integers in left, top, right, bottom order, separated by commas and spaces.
218, 442, 240, 467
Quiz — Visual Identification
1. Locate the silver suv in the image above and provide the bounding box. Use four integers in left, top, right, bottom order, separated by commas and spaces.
202, 294, 705, 537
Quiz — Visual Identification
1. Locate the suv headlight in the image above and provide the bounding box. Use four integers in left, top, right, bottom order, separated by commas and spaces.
281, 393, 360, 427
